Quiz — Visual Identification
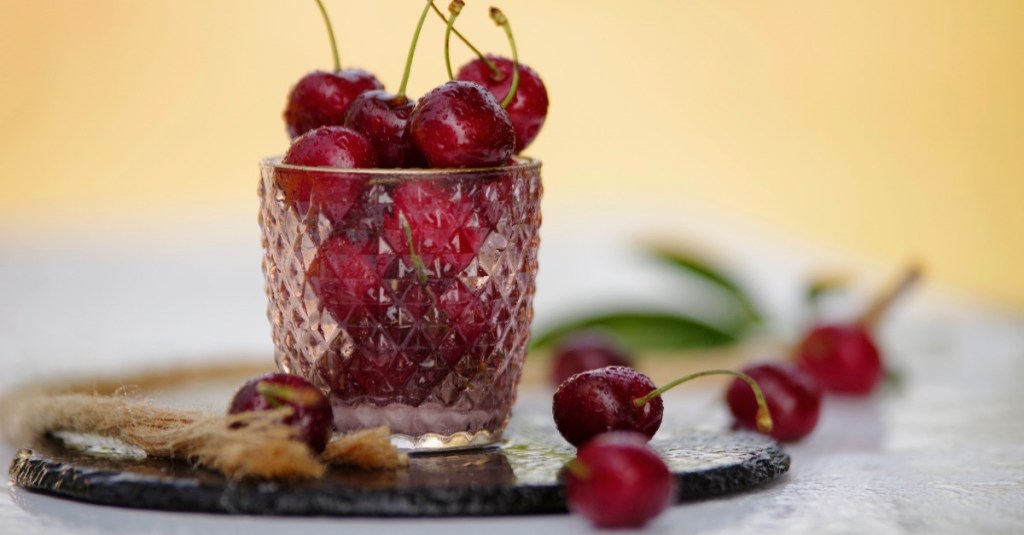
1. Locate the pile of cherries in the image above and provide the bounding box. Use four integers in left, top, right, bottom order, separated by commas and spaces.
282, 0, 548, 171
548, 266, 921, 528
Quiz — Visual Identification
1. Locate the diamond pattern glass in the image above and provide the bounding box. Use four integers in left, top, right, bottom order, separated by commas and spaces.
258, 158, 542, 450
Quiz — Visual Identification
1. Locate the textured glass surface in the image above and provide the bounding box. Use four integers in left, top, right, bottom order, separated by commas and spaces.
258, 158, 542, 450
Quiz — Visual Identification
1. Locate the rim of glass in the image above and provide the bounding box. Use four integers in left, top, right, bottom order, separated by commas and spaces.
261, 155, 541, 175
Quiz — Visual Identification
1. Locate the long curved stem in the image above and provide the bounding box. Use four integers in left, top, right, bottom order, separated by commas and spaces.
398, 0, 436, 98
444, 1, 465, 81
490, 7, 519, 108
431, 2, 501, 79
634, 370, 774, 433
314, 0, 341, 71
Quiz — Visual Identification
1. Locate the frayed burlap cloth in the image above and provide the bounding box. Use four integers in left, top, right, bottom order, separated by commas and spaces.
0, 362, 408, 479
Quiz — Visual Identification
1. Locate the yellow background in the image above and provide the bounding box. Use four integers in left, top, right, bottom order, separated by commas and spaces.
1, 0, 1022, 307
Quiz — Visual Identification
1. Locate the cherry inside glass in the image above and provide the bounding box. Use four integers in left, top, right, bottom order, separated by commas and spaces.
258, 157, 542, 450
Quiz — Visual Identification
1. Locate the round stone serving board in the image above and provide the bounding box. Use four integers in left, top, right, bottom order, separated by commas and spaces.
8, 417, 789, 516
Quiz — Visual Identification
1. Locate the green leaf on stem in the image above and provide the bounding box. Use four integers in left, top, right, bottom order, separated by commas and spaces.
529, 311, 737, 351
648, 246, 762, 326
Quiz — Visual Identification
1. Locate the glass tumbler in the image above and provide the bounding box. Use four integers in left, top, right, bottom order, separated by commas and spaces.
258, 157, 542, 450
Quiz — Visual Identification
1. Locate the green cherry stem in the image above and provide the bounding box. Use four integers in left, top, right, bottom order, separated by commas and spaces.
398, 0, 436, 98
444, 1, 465, 81
399, 213, 429, 284
431, 2, 502, 79
564, 458, 592, 480
633, 370, 774, 433
489, 7, 519, 108
314, 0, 341, 71
255, 381, 321, 408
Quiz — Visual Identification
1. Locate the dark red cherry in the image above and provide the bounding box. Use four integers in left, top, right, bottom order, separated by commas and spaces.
796, 324, 882, 395
343, 90, 425, 168
278, 126, 376, 221
553, 366, 663, 448
565, 431, 676, 529
552, 331, 632, 387
457, 55, 548, 153
227, 372, 334, 453
284, 69, 383, 140
307, 234, 384, 323
410, 81, 516, 169
553, 366, 774, 448
727, 362, 822, 441
282, 125, 379, 169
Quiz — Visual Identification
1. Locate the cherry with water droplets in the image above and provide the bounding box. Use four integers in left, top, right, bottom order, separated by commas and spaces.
410, 80, 515, 168
565, 431, 676, 529
553, 366, 773, 448
458, 55, 547, 153
727, 362, 822, 441
227, 372, 334, 453
285, 69, 383, 140
283, 1, 382, 139
278, 126, 377, 222
551, 331, 632, 387
344, 91, 424, 168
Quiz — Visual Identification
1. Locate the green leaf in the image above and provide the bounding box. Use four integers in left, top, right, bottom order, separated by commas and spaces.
648, 247, 762, 325
529, 311, 737, 352
805, 274, 848, 305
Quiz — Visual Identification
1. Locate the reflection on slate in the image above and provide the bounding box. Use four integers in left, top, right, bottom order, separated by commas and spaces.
8, 419, 789, 516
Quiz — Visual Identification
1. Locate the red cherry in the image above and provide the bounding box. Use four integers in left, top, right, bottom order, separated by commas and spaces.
553, 367, 774, 448
383, 179, 484, 278
551, 331, 632, 387
727, 362, 822, 441
284, 69, 383, 140
457, 55, 548, 153
343, 90, 425, 168
552, 366, 663, 448
410, 81, 516, 168
306, 234, 385, 323
795, 324, 882, 395
565, 431, 676, 528
278, 126, 377, 221
227, 372, 334, 453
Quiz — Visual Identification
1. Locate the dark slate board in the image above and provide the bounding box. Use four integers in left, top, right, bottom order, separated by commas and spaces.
8, 417, 789, 516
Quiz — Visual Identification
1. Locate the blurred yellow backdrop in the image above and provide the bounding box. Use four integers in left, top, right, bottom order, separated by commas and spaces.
1, 0, 1022, 307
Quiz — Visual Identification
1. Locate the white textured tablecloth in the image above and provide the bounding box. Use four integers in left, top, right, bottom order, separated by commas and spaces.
3, 203, 1022, 534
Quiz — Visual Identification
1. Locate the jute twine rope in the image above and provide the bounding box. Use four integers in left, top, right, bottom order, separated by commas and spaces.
0, 361, 408, 479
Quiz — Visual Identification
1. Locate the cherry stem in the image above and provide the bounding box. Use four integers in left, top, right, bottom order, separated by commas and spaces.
489, 7, 519, 108
634, 370, 774, 433
314, 0, 341, 71
398, 0, 436, 98
255, 382, 321, 408
859, 263, 923, 331
399, 213, 429, 284
431, 2, 502, 79
444, 1, 466, 81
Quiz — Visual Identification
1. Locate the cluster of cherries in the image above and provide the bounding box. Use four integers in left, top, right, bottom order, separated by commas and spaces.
548, 265, 921, 528
273, 1, 549, 403
282, 0, 548, 171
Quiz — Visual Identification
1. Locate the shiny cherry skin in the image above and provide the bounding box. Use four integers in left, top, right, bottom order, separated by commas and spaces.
306, 234, 384, 323
565, 431, 676, 529
457, 55, 548, 153
278, 126, 377, 221
552, 331, 632, 387
284, 69, 383, 139
796, 323, 883, 395
228, 373, 334, 453
343, 90, 426, 168
553, 366, 663, 448
727, 362, 822, 442
409, 81, 516, 168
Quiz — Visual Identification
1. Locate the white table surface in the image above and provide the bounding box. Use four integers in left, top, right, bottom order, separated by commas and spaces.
2, 202, 1023, 534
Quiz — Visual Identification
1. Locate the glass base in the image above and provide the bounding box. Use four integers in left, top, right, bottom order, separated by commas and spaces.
333, 403, 509, 452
